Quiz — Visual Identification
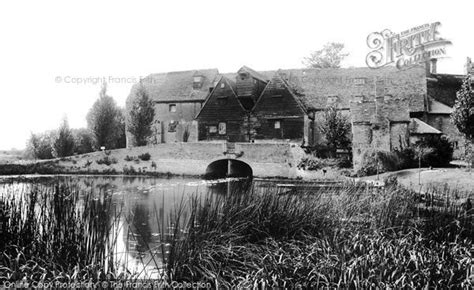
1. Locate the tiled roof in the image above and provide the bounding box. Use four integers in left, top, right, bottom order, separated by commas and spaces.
275, 66, 427, 111
427, 96, 453, 114
409, 118, 442, 135
238, 66, 270, 83
427, 73, 464, 86
138, 68, 220, 102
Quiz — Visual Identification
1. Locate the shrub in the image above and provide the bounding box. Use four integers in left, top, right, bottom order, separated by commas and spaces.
124, 155, 134, 162
138, 152, 151, 161
394, 147, 416, 169
312, 143, 332, 158
123, 165, 136, 175
337, 156, 352, 168
415, 135, 454, 167
96, 156, 117, 166
297, 156, 324, 170
84, 160, 92, 167
358, 150, 400, 176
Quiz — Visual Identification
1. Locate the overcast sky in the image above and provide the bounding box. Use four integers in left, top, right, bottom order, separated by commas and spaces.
0, 0, 472, 150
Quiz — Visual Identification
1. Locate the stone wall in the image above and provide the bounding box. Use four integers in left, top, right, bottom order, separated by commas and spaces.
64, 142, 305, 178
350, 95, 411, 170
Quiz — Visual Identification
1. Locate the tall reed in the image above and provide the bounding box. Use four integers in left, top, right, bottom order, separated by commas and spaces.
0, 180, 123, 282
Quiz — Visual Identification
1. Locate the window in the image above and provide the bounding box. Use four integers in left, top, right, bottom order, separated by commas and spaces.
168, 120, 178, 132
353, 78, 366, 85
193, 76, 203, 89
218, 122, 226, 135
453, 141, 459, 149
220, 83, 225, 88
274, 120, 281, 129
208, 126, 217, 134
169, 104, 176, 112
327, 96, 338, 103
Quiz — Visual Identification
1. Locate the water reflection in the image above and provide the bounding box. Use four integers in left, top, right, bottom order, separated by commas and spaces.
0, 175, 253, 277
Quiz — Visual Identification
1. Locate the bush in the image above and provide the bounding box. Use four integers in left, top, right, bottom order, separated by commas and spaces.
138, 152, 151, 161
337, 156, 352, 168
297, 156, 325, 170
96, 156, 117, 166
123, 165, 137, 175
394, 147, 416, 169
358, 150, 400, 176
312, 143, 332, 158
124, 155, 134, 162
415, 135, 453, 167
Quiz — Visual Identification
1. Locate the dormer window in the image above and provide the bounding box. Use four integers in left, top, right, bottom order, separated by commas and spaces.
169, 104, 176, 112
353, 78, 366, 85
327, 96, 339, 104
193, 75, 203, 89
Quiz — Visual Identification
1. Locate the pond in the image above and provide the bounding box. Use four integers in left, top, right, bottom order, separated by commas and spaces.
0, 175, 260, 278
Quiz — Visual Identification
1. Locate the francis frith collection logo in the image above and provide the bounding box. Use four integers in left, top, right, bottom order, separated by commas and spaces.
366, 22, 452, 69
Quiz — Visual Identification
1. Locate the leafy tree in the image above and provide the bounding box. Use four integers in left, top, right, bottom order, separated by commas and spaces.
303, 42, 349, 69
52, 117, 75, 157
26, 131, 55, 159
72, 128, 95, 154
127, 84, 155, 146
115, 108, 127, 149
86, 83, 124, 150
319, 106, 351, 157
451, 74, 474, 166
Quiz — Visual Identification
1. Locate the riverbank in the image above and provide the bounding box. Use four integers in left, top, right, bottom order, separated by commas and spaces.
359, 167, 474, 194
0, 142, 309, 179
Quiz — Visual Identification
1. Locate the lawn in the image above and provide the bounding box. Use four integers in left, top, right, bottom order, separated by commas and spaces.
361, 167, 474, 194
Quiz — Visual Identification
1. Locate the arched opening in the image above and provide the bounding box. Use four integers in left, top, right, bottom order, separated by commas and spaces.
204, 159, 253, 180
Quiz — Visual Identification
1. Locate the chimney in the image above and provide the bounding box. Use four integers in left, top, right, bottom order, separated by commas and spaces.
425, 58, 437, 75
430, 58, 437, 74
465, 57, 473, 75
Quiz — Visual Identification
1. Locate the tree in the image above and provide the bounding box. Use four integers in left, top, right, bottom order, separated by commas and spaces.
127, 84, 155, 146
72, 128, 95, 154
319, 106, 351, 157
451, 74, 474, 166
86, 82, 124, 150
303, 42, 349, 69
26, 131, 55, 159
115, 108, 127, 149
52, 117, 75, 157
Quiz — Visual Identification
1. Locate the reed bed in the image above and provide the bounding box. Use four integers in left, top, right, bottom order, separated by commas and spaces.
0, 179, 472, 288
0, 180, 127, 283
161, 182, 473, 288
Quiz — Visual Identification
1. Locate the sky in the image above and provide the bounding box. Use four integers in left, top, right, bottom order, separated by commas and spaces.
0, 0, 473, 150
